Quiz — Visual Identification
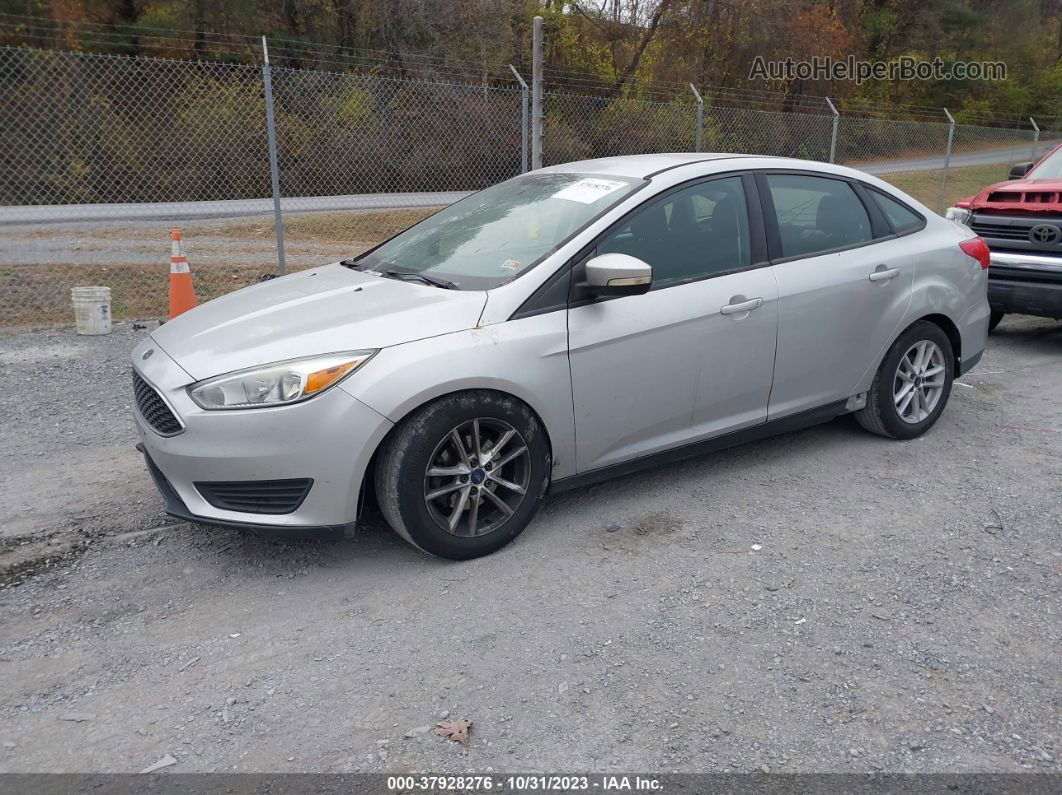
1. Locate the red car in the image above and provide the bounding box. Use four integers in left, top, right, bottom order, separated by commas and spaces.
946, 143, 1062, 329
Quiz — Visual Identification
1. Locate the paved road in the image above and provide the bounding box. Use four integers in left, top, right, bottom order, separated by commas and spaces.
0, 191, 472, 226
859, 141, 1054, 176
2, 142, 1056, 227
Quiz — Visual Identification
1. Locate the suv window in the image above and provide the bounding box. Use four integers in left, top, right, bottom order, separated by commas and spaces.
868, 188, 923, 234
764, 174, 872, 258
598, 177, 751, 287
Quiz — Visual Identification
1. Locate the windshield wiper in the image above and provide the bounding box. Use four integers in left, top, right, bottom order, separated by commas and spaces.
382, 268, 458, 290
342, 260, 458, 290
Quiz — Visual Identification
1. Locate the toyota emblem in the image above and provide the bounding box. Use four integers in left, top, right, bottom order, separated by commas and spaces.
1029, 224, 1061, 245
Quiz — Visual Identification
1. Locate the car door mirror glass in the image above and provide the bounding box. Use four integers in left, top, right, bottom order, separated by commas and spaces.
585, 253, 653, 297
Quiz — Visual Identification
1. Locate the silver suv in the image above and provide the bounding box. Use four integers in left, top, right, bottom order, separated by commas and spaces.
132, 154, 991, 559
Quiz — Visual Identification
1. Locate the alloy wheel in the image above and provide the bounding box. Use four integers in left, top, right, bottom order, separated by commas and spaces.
423, 418, 531, 537
893, 340, 946, 424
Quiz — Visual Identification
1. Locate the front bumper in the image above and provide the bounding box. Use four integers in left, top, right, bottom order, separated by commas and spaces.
132, 337, 394, 534
987, 251, 1062, 319
137, 443, 352, 539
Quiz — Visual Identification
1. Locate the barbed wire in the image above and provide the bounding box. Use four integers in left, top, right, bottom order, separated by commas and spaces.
0, 11, 1049, 129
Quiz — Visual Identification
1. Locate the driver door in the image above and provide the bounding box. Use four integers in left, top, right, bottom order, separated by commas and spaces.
567, 175, 779, 473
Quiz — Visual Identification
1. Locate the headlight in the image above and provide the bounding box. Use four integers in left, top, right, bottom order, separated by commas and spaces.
945, 207, 972, 225
188, 351, 376, 410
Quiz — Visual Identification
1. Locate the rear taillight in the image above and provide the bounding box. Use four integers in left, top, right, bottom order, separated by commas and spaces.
959, 237, 991, 270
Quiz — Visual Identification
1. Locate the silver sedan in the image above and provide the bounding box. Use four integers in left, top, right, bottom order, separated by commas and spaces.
132, 154, 991, 559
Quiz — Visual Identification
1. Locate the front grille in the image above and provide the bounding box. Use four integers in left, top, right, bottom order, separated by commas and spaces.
132, 370, 182, 435
196, 479, 313, 515
970, 220, 1032, 241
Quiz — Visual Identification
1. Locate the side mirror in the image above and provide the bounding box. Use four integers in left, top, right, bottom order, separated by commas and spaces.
1009, 162, 1032, 180
584, 253, 652, 297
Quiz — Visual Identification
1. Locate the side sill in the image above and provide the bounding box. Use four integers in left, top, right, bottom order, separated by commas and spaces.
549, 400, 847, 494
957, 349, 984, 378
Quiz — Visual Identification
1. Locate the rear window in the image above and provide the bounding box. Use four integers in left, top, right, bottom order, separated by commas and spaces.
868, 188, 924, 234
764, 174, 872, 259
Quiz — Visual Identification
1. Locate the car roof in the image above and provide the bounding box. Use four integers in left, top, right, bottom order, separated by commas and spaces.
539, 153, 913, 194
537, 152, 892, 182
538, 153, 750, 179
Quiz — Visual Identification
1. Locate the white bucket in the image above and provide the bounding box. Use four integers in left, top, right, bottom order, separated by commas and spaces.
71, 286, 113, 335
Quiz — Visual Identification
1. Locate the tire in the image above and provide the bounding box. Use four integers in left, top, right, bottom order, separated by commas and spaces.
988, 310, 1005, 332
855, 320, 954, 440
374, 390, 551, 560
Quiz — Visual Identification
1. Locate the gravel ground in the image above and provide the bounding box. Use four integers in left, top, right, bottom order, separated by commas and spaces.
0, 315, 1059, 774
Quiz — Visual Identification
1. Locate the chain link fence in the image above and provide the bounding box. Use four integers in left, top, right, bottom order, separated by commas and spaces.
544, 94, 837, 166
1, 44, 1055, 328
269, 67, 524, 272
544, 92, 698, 163
0, 47, 274, 326
836, 116, 952, 169
0, 46, 524, 327
704, 105, 836, 163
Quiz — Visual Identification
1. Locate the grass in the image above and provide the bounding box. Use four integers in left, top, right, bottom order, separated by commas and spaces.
211, 208, 438, 245
879, 162, 1011, 211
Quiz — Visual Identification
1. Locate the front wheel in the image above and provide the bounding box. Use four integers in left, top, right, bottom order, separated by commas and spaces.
855, 321, 954, 440
374, 391, 551, 560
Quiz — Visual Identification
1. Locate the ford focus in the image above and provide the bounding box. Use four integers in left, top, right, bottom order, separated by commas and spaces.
132, 154, 990, 559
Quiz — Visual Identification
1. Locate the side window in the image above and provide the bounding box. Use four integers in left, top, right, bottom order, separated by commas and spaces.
868, 188, 924, 234
598, 177, 751, 287
764, 174, 872, 259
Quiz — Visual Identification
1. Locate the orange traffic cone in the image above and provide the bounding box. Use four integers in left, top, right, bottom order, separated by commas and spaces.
168, 227, 198, 319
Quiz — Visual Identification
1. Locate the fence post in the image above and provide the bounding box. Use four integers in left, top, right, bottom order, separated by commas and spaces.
689, 83, 703, 152
531, 16, 543, 170
1030, 116, 1040, 162
939, 107, 955, 213
261, 36, 287, 276
510, 65, 530, 173
825, 96, 839, 164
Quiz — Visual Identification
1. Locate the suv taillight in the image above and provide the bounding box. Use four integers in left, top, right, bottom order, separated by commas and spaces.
959, 237, 991, 270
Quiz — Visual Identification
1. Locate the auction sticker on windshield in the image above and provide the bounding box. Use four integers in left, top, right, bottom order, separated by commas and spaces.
553, 178, 628, 204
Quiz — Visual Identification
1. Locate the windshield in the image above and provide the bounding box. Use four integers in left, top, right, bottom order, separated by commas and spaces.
1028, 147, 1062, 179
355, 172, 644, 290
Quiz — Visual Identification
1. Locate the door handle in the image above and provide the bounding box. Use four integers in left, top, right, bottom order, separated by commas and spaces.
869, 267, 900, 282
720, 297, 764, 315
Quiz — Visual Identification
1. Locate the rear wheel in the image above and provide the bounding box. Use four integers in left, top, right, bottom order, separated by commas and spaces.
375, 391, 550, 559
855, 321, 954, 440
988, 310, 1005, 332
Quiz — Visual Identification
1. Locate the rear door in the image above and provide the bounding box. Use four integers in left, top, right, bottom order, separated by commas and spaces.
567, 174, 779, 472
757, 171, 914, 419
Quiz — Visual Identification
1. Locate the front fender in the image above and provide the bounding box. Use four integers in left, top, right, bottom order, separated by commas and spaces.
340, 314, 578, 480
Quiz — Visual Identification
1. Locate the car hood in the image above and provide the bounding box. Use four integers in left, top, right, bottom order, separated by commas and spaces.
962, 177, 1062, 213
151, 263, 487, 380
